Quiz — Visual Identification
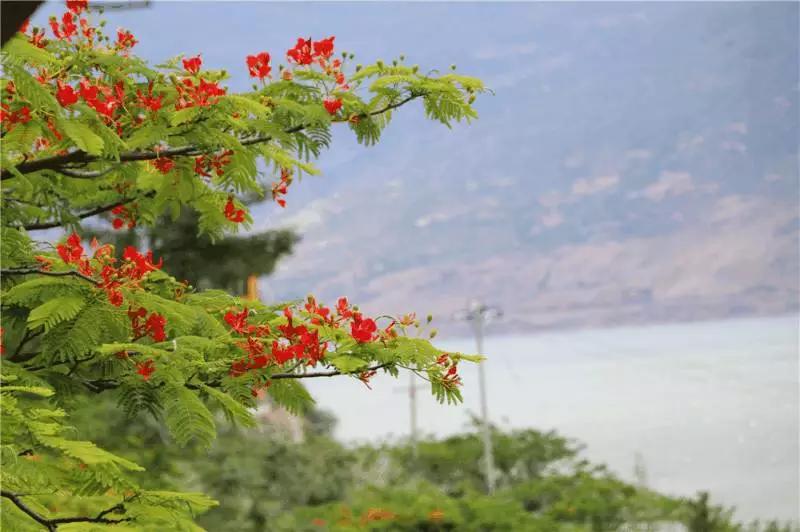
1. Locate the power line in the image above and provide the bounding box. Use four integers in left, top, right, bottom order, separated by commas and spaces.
454, 300, 502, 494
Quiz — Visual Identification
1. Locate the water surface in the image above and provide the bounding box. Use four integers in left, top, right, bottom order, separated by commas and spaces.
305, 315, 799, 521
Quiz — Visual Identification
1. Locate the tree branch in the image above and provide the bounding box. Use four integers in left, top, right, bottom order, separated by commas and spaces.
1, 2, 42, 48
81, 364, 391, 393
1, 94, 424, 181
1, 268, 99, 285
1, 490, 131, 530
55, 166, 117, 179
271, 363, 389, 379
1, 490, 54, 530
21, 193, 150, 231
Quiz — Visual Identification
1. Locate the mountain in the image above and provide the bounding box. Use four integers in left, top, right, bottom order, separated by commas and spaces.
250, 2, 799, 335
31, 1, 795, 335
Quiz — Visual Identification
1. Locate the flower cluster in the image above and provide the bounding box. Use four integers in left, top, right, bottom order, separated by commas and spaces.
129, 307, 167, 342
49, 233, 169, 381
224, 296, 389, 382
194, 150, 232, 178
115, 29, 137, 51
271, 168, 292, 208
152, 157, 175, 174
49, 11, 78, 41
175, 56, 226, 109
111, 204, 137, 230
223, 197, 245, 223
246, 52, 271, 80
436, 353, 462, 389
286, 37, 334, 66
0, 102, 31, 130
136, 359, 156, 381
285, 36, 348, 115
136, 82, 163, 113
55, 233, 162, 311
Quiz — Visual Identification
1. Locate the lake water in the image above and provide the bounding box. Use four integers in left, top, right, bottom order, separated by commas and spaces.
304, 315, 799, 522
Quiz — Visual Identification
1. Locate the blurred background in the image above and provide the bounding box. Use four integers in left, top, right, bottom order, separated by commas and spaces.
30, 1, 799, 529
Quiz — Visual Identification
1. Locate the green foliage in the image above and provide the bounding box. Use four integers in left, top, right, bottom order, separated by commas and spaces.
1, 4, 486, 530
0, 380, 216, 529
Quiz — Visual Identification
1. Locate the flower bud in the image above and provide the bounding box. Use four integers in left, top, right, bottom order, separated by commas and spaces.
429, 329, 438, 339
426, 314, 433, 323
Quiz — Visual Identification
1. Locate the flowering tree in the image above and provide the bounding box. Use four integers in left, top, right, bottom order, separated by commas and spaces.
0, 2, 484, 529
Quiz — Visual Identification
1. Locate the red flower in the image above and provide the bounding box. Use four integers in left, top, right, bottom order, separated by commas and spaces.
1, 105, 23, 128
78, 78, 98, 101
46, 118, 62, 140
175, 78, 226, 109
246, 52, 271, 79
35, 255, 53, 271
224, 307, 249, 334
350, 313, 377, 343
194, 156, 210, 177
336, 297, 353, 319
313, 36, 335, 59
230, 359, 249, 377
136, 83, 162, 112
182, 55, 202, 74
287, 37, 313, 65
116, 28, 137, 49
136, 359, 156, 381
323, 97, 342, 115
272, 340, 304, 364
122, 246, 162, 279
111, 204, 136, 230
224, 197, 246, 223
198, 78, 225, 98
305, 296, 333, 325
145, 313, 167, 342
56, 81, 78, 107
19, 18, 30, 34
78, 79, 121, 120
107, 289, 123, 307
50, 12, 77, 40
57, 233, 84, 264
79, 17, 94, 41
152, 157, 174, 174
30, 29, 47, 48
66, 0, 88, 15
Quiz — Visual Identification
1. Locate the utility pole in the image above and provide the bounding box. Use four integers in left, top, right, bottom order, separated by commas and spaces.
395, 372, 425, 456
454, 301, 502, 494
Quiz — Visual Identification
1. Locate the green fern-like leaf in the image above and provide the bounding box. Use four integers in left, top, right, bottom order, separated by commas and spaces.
26, 296, 86, 332
161, 385, 216, 448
